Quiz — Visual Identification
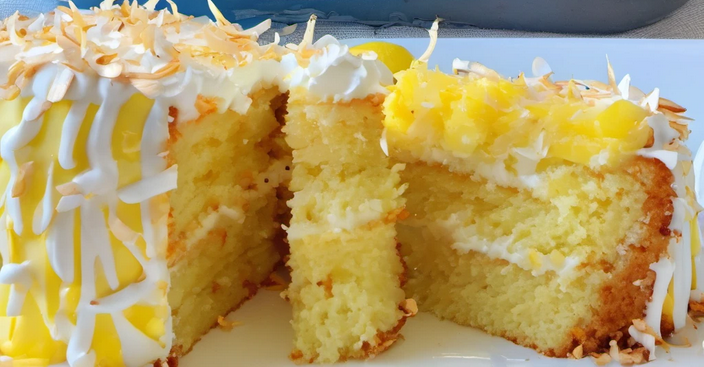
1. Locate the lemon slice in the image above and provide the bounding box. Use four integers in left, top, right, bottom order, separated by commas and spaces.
349, 41, 414, 74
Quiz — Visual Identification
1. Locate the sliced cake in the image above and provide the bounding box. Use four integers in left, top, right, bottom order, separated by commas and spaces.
281, 20, 413, 363
383, 43, 700, 362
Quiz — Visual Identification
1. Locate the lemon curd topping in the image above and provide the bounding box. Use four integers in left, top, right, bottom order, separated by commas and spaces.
384, 62, 656, 179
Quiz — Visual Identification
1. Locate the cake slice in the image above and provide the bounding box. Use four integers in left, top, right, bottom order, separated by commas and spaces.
383, 39, 700, 361
281, 20, 414, 363
0, 2, 288, 365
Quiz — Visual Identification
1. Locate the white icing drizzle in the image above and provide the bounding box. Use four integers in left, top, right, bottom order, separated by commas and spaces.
0, 62, 177, 365
0, 261, 32, 316
46, 210, 75, 283
282, 35, 393, 102
58, 101, 89, 170
628, 79, 697, 359
32, 161, 55, 235
117, 164, 178, 204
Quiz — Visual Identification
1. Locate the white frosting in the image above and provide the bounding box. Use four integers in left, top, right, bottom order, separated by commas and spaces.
421, 216, 580, 288
286, 163, 407, 240
282, 35, 393, 102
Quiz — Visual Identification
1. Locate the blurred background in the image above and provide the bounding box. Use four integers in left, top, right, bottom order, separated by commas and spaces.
2, 0, 703, 41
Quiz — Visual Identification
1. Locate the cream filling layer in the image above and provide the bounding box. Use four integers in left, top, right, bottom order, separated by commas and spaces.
285, 164, 406, 241
409, 217, 581, 290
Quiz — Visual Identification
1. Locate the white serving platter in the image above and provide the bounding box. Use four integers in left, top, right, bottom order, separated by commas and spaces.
182, 38, 704, 366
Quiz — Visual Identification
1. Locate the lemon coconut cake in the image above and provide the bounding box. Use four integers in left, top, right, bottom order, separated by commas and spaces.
0, 1, 703, 366
0, 1, 414, 366
383, 29, 703, 363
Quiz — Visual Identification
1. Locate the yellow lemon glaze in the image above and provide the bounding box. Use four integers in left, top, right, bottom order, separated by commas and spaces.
0, 94, 168, 365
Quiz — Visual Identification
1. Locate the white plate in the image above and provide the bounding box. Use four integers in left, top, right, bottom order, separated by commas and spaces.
182, 38, 704, 366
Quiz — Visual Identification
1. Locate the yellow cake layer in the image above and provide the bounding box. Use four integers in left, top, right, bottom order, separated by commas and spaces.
167, 87, 286, 356
283, 94, 407, 363
398, 159, 675, 355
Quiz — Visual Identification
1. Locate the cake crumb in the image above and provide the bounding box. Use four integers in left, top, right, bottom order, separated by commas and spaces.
618, 347, 649, 365
400, 299, 418, 317
590, 352, 611, 366
263, 272, 288, 291
569, 344, 583, 359
217, 316, 241, 331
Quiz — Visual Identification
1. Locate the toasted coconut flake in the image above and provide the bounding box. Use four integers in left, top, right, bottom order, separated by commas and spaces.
56, 35, 84, 67
642, 88, 660, 112
617, 74, 631, 99
108, 214, 139, 243
0, 86, 20, 101
12, 161, 34, 198
658, 97, 686, 113
125, 59, 179, 80
631, 318, 665, 347
299, 14, 317, 50
531, 57, 552, 78
130, 78, 162, 98
280, 23, 297, 36
571, 344, 584, 359
4, 60, 27, 89
605, 55, 618, 92
99, 0, 116, 11
165, 0, 180, 20
55, 182, 82, 196
217, 315, 241, 331
590, 352, 612, 366
240, 18, 271, 38
207, 0, 231, 26
143, 0, 160, 11
90, 59, 123, 78
619, 347, 649, 365
400, 299, 418, 317
608, 340, 620, 362
46, 67, 74, 103
418, 18, 440, 64
380, 128, 389, 156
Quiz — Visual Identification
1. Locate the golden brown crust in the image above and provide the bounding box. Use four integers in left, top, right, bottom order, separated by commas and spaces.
551, 157, 676, 357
